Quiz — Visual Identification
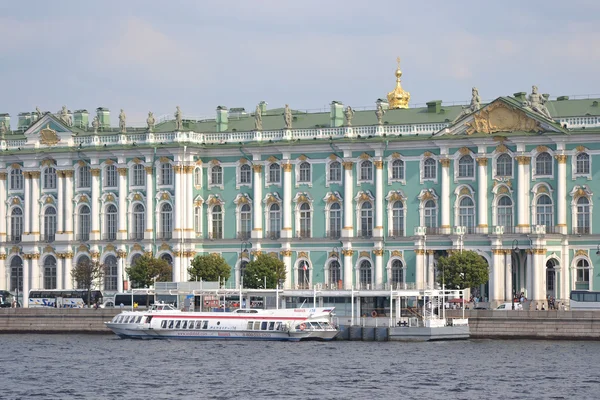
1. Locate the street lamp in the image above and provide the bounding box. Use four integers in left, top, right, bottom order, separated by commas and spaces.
511, 239, 519, 310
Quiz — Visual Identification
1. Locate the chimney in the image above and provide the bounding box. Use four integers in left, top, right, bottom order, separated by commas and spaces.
17, 112, 32, 130
556, 96, 569, 101
73, 109, 89, 128
216, 106, 228, 132
96, 107, 110, 129
259, 101, 267, 115
513, 92, 527, 102
426, 100, 442, 113
330, 101, 344, 127
0, 113, 10, 131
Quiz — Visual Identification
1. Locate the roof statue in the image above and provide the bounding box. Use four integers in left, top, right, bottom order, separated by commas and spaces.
386, 57, 410, 109
119, 109, 127, 133
454, 87, 482, 122
284, 104, 292, 129
175, 106, 183, 130
344, 106, 355, 126
0, 120, 6, 137
60, 106, 72, 126
35, 106, 43, 120
146, 112, 155, 132
254, 104, 262, 131
527, 85, 552, 119
92, 116, 99, 133
375, 103, 386, 125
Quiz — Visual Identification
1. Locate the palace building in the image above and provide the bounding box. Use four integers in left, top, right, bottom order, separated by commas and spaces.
1, 60, 599, 308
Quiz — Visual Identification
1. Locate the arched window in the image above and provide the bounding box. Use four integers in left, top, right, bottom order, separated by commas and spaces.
576, 153, 590, 175
160, 163, 173, 186
391, 201, 404, 236
329, 161, 341, 183
105, 204, 117, 241
194, 205, 202, 234
10, 169, 23, 190
211, 165, 223, 185
43, 167, 57, 190
43, 206, 57, 243
391, 159, 404, 180
497, 196, 513, 228
536, 194, 553, 227
576, 197, 590, 234
132, 164, 145, 187
104, 165, 117, 188
424, 200, 437, 228
496, 154, 512, 177
329, 260, 341, 287
194, 167, 202, 186
360, 202, 373, 238
268, 163, 281, 184
104, 255, 118, 291
211, 205, 223, 239
458, 197, 475, 230
360, 160, 373, 181
328, 203, 341, 239
132, 203, 146, 239
268, 203, 281, 239
44, 256, 57, 289
298, 202, 311, 238
359, 260, 372, 289
535, 152, 552, 176
78, 165, 91, 188
10, 208, 23, 243
161, 253, 173, 267
239, 164, 251, 184
298, 162, 311, 183
423, 158, 436, 179
10, 256, 23, 292
297, 260, 310, 289
576, 259, 590, 287
239, 204, 251, 239
78, 205, 90, 241
390, 259, 404, 287
458, 155, 474, 178
160, 203, 173, 240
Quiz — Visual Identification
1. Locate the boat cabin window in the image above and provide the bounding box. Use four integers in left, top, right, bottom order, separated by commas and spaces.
161, 320, 167, 328
309, 322, 321, 329
235, 309, 258, 313
261, 322, 268, 330
145, 316, 152, 324
202, 321, 208, 330
275, 322, 282, 331
195, 321, 202, 329
188, 322, 195, 330
168, 320, 174, 329
181, 321, 188, 329
136, 316, 143, 323
268, 322, 275, 331
175, 321, 181, 329
246, 322, 253, 330
253, 321, 260, 330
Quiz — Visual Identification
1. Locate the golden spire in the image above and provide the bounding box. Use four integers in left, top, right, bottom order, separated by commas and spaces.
387, 56, 410, 109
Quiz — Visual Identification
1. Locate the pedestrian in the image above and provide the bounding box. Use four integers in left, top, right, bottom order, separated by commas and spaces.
535, 303, 539, 311
541, 303, 546, 311
120, 303, 124, 309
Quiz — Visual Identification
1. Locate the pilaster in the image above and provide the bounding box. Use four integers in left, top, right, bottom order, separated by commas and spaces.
490, 249, 504, 304
476, 157, 488, 233
374, 160, 384, 237
64, 252, 73, 290
374, 248, 383, 289
0, 172, 6, 240
516, 156, 531, 234
252, 165, 263, 239
281, 162, 293, 239
145, 166, 154, 240
173, 165, 182, 240
415, 248, 425, 290
185, 166, 194, 239
23, 172, 31, 235
117, 168, 128, 240
281, 249, 292, 289
427, 249, 435, 289
57, 170, 64, 234
556, 154, 567, 234
30, 171, 41, 237
504, 250, 513, 302
342, 162, 354, 238
439, 158, 451, 234
0, 254, 5, 290
64, 170, 74, 237
91, 168, 101, 240
342, 249, 354, 290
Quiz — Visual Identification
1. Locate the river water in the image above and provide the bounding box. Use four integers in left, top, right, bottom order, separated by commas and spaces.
0, 334, 598, 400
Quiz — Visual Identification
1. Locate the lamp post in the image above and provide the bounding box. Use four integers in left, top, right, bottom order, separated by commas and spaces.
511, 239, 519, 310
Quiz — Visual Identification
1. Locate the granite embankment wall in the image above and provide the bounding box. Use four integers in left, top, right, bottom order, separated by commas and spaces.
0, 308, 120, 333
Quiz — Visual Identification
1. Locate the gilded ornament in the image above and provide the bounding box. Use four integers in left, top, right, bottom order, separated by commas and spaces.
12, 198, 21, 205
105, 159, 115, 165
41, 159, 56, 167
391, 250, 403, 258
159, 243, 171, 251
238, 196, 248, 204
359, 192, 370, 202
159, 157, 170, 163
515, 156, 531, 165
0, 254, 6, 260
132, 244, 143, 251
63, 170, 74, 178
391, 152, 401, 159
496, 144, 508, 153
439, 158, 451, 167
211, 159, 220, 166
267, 156, 278, 163
460, 187, 470, 196
373, 249, 384, 256
386, 56, 410, 109
106, 194, 115, 202
132, 158, 142, 164
298, 155, 307, 161
44, 245, 54, 253
575, 145, 586, 152
341, 249, 354, 257
575, 249, 587, 257
555, 154, 567, 164
78, 244, 88, 252
269, 252, 278, 258
280, 250, 292, 257
297, 194, 307, 203
575, 187, 586, 198
161, 192, 170, 201
78, 160, 86, 167
251, 250, 262, 257
328, 154, 338, 160
30, 171, 41, 178
498, 186, 509, 194
421, 191, 433, 201
282, 163, 293, 172
359, 153, 371, 160
45, 197, 54, 204
0, 172, 6, 180
133, 193, 142, 201
239, 158, 247, 165
145, 166, 153, 174
329, 251, 339, 259
466, 101, 543, 135
537, 186, 548, 194
298, 251, 308, 259
105, 244, 116, 252
536, 145, 549, 153
374, 161, 383, 169
118, 168, 128, 176
476, 157, 488, 166
359, 251, 370, 258
415, 249, 425, 255
194, 200, 203, 207
459, 147, 470, 155
91, 168, 101, 177
423, 151, 432, 157
252, 165, 262, 173
40, 124, 60, 146
342, 162, 353, 170
208, 196, 222, 206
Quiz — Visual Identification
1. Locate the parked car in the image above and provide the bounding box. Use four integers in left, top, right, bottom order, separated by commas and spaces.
495, 302, 523, 310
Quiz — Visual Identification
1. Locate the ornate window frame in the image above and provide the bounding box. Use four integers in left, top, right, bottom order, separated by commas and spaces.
8, 165, 24, 193
75, 161, 92, 191
453, 147, 476, 183
128, 159, 146, 189
103, 161, 118, 189
355, 256, 373, 289
530, 182, 554, 227
420, 153, 438, 184
234, 193, 253, 240
386, 190, 407, 237
208, 160, 224, 190
41, 162, 58, 191
570, 185, 593, 234
530, 146, 555, 180
157, 158, 174, 189
324, 256, 342, 289
294, 256, 312, 289
236, 159, 252, 189
293, 192, 313, 238
193, 195, 204, 237
453, 185, 476, 230
357, 155, 374, 186
387, 153, 406, 185
386, 255, 406, 288
418, 188, 439, 228
206, 194, 225, 239
323, 191, 343, 239
491, 184, 514, 229
354, 190, 375, 237
572, 147, 592, 180
266, 158, 282, 188
571, 255, 592, 290
263, 192, 282, 239
326, 155, 342, 187
295, 156, 312, 188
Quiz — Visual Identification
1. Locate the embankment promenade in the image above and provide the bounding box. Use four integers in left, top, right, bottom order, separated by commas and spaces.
1, 308, 600, 340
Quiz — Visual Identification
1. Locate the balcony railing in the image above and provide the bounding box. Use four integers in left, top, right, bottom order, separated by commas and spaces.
425, 227, 442, 235
502, 226, 516, 234
208, 232, 223, 240
388, 229, 404, 238
356, 230, 373, 239
266, 231, 281, 240
326, 230, 341, 239
572, 227, 591, 235
129, 233, 144, 240
237, 231, 251, 240
7, 235, 22, 244
545, 226, 562, 234
296, 229, 311, 239
102, 233, 117, 241
157, 232, 173, 240
76, 233, 90, 242
40, 234, 56, 243
385, 282, 417, 290
464, 226, 476, 234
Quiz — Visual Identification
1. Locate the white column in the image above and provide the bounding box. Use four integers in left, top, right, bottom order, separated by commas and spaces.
186, 167, 194, 238
516, 156, 531, 233
23, 172, 31, 234
561, 239, 569, 302
252, 165, 263, 239
374, 160, 384, 237
440, 158, 451, 234
532, 249, 545, 304
57, 171, 64, 233
374, 248, 383, 289
31, 172, 40, 236
117, 256, 124, 293
556, 155, 567, 234
427, 250, 435, 289
282, 250, 292, 289
476, 157, 488, 232
91, 168, 101, 240
415, 249, 424, 290
145, 166, 154, 240
173, 251, 181, 282
118, 168, 128, 240
505, 250, 513, 301
64, 255, 73, 290
0, 173, 6, 241
343, 249, 353, 290
525, 250, 533, 302
342, 162, 353, 238
22, 257, 30, 308
64, 170, 74, 235
0, 256, 5, 291
490, 249, 503, 303
31, 255, 41, 290
173, 165, 182, 239
282, 162, 293, 239
56, 256, 63, 290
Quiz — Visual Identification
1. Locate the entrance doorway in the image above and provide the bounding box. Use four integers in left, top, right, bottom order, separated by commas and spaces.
546, 259, 557, 299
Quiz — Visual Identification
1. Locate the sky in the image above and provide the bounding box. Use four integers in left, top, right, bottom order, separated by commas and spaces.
1, 0, 599, 127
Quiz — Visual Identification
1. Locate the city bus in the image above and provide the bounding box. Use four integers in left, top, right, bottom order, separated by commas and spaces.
569, 290, 600, 310
28, 289, 104, 308
0, 290, 14, 308
114, 292, 157, 309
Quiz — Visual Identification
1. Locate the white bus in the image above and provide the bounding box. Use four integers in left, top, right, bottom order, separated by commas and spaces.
569, 291, 600, 310
28, 289, 104, 308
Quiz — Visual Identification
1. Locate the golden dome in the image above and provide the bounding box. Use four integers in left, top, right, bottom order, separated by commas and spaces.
387, 57, 410, 109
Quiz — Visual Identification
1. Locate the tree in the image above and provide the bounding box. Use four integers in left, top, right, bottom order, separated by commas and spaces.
436, 250, 489, 290
243, 253, 286, 289
126, 254, 172, 289
71, 259, 106, 306
188, 254, 231, 285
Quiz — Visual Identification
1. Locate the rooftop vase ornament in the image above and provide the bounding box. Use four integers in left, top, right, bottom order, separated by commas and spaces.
344, 106, 355, 126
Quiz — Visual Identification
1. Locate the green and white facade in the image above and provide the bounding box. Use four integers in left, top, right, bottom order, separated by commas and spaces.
1, 87, 600, 308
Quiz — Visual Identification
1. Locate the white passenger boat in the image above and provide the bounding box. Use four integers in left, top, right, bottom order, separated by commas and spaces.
105, 304, 339, 341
